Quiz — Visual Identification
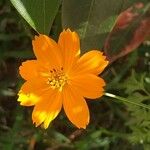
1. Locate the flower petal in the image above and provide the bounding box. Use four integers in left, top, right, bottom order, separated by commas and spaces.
71, 50, 108, 75
32, 90, 62, 129
18, 79, 49, 106
32, 34, 62, 68
69, 74, 105, 99
19, 60, 38, 80
63, 85, 89, 129
18, 92, 40, 106
58, 29, 80, 72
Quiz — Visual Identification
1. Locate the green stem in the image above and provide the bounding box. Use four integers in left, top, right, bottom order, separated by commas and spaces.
143, 88, 150, 96
104, 93, 150, 110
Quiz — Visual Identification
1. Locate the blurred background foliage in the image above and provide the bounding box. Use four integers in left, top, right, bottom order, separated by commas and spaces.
0, 0, 150, 149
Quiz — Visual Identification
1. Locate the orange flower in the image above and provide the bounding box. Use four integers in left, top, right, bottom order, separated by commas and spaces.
18, 29, 108, 129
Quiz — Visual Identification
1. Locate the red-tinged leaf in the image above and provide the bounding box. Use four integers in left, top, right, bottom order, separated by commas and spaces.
104, 2, 150, 63
116, 3, 144, 29
62, 0, 137, 52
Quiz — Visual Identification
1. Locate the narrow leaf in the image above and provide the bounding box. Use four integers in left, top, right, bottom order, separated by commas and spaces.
10, 0, 61, 35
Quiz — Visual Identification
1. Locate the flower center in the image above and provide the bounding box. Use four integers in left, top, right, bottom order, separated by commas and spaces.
47, 67, 67, 91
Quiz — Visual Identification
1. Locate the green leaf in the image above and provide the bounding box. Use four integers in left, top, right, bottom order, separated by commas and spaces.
122, 71, 150, 145
10, 0, 61, 35
123, 70, 147, 94
126, 92, 150, 145
62, 0, 136, 52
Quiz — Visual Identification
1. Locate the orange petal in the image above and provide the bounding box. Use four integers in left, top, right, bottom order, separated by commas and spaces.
32, 90, 62, 129
32, 34, 62, 68
58, 29, 80, 72
18, 92, 40, 106
69, 74, 105, 99
18, 79, 49, 106
71, 50, 108, 75
19, 60, 38, 80
63, 85, 89, 129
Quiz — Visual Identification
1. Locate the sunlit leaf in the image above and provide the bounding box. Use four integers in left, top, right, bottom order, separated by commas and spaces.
10, 0, 61, 35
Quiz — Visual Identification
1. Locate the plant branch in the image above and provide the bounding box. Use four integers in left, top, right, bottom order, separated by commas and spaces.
104, 92, 150, 110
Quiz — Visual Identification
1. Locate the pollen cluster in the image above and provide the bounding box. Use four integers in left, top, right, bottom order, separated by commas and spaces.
47, 68, 67, 91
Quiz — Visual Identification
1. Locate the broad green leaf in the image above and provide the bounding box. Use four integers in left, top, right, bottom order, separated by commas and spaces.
62, 0, 137, 52
10, 0, 61, 35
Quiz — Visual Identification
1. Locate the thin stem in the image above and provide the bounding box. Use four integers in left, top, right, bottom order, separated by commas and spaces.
143, 88, 150, 96
104, 93, 150, 110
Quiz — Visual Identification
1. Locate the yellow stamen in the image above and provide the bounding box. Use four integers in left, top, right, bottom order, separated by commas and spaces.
47, 67, 67, 91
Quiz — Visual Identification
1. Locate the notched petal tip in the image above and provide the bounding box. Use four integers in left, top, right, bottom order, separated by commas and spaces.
32, 111, 45, 128
99, 51, 109, 67
102, 54, 109, 64
32, 35, 43, 45
63, 28, 72, 32
97, 50, 109, 62
81, 118, 89, 129
32, 34, 43, 45
19, 60, 38, 80
61, 28, 78, 37
73, 50, 109, 75
33, 120, 41, 128
76, 116, 89, 129
34, 35, 39, 39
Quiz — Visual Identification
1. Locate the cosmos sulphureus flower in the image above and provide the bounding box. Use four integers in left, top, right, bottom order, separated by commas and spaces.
18, 29, 108, 129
